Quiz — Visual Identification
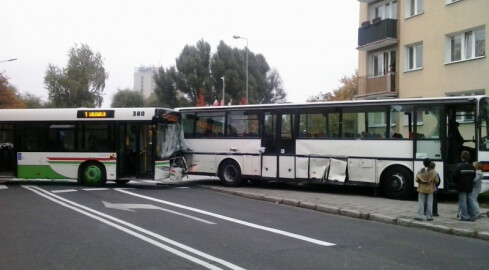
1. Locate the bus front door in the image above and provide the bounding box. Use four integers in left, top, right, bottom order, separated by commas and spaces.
261, 112, 296, 179
118, 123, 154, 179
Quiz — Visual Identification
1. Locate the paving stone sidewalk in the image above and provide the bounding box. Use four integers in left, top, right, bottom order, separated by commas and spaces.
181, 177, 489, 241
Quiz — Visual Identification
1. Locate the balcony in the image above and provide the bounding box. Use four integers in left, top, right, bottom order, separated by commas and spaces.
357, 74, 398, 98
357, 18, 398, 51
358, 0, 377, 3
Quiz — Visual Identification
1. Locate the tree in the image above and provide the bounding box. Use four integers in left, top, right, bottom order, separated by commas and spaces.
153, 39, 286, 107
174, 40, 213, 105
210, 41, 286, 105
143, 92, 163, 107
111, 88, 144, 107
0, 72, 26, 109
264, 68, 286, 103
20, 93, 46, 108
44, 44, 108, 108
153, 66, 188, 108
307, 70, 358, 102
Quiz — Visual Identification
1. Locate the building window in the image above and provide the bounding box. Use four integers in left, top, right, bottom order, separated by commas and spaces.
370, 50, 396, 77
369, 0, 398, 21
406, 43, 423, 71
406, 0, 424, 18
447, 27, 485, 63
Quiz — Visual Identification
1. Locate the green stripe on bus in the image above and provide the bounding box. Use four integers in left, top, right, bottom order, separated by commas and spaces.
156, 161, 170, 166
18, 165, 69, 179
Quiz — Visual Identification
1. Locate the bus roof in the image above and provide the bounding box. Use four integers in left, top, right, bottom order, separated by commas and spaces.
175, 96, 484, 112
0, 107, 175, 122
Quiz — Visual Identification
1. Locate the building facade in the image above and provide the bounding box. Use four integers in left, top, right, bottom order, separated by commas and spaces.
134, 66, 158, 99
357, 0, 487, 99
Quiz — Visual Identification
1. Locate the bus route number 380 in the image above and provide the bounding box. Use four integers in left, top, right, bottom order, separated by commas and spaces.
133, 111, 145, 117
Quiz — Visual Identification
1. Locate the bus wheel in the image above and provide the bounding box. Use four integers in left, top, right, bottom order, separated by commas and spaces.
81, 162, 106, 187
381, 167, 413, 200
218, 160, 243, 187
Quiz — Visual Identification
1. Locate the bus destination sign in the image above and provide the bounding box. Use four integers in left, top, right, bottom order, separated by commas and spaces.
77, 110, 115, 119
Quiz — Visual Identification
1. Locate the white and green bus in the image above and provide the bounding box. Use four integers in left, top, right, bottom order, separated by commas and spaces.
177, 96, 489, 199
0, 108, 182, 186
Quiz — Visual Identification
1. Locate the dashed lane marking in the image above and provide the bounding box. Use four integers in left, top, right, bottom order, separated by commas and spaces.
83, 188, 110, 191
51, 189, 78, 193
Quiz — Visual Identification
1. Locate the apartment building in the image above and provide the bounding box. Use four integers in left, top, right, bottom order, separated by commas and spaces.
357, 0, 487, 99
134, 66, 158, 99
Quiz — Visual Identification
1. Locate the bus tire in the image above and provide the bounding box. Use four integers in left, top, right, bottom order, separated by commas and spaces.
381, 166, 413, 200
81, 162, 107, 187
218, 160, 243, 187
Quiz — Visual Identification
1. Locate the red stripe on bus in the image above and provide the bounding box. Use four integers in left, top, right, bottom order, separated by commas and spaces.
47, 157, 113, 161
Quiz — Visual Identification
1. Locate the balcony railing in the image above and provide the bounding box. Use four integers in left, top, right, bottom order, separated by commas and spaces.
358, 74, 397, 97
358, 18, 398, 51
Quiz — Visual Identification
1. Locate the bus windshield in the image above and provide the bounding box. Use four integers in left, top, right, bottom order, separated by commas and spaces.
156, 122, 182, 159
479, 97, 489, 151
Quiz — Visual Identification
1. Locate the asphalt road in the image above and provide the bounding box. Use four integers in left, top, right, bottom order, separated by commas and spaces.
1, 180, 488, 270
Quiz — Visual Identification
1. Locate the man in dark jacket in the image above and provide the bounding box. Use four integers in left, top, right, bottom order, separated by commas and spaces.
452, 150, 477, 221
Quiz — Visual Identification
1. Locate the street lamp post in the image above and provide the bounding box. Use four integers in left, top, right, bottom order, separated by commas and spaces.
0, 58, 17, 64
233, 35, 248, 104
221, 76, 225, 106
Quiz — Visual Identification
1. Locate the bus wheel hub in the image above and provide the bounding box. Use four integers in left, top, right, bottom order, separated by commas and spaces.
390, 174, 404, 191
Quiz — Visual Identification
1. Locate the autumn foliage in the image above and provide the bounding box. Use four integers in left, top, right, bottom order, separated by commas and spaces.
307, 70, 358, 102
0, 72, 26, 109
195, 88, 206, 106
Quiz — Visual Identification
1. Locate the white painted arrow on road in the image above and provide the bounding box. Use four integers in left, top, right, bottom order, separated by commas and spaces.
103, 201, 216, 225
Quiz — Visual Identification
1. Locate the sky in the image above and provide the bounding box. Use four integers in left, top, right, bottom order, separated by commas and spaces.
1, 0, 359, 107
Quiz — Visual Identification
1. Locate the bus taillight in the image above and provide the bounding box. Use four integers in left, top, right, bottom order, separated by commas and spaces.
480, 162, 489, 172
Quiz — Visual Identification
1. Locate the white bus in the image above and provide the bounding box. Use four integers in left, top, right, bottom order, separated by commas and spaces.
0, 108, 182, 186
177, 96, 489, 199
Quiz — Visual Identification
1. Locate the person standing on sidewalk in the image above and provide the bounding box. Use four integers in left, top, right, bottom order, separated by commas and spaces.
472, 161, 483, 217
453, 151, 477, 222
425, 162, 440, 216
414, 158, 439, 221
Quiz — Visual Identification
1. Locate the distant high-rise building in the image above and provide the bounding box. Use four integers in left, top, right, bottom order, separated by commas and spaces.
134, 66, 158, 98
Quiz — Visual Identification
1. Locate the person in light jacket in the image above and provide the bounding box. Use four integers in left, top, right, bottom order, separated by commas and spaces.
472, 161, 483, 217
414, 158, 439, 221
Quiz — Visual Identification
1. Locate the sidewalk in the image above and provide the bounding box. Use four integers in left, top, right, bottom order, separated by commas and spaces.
181, 177, 489, 241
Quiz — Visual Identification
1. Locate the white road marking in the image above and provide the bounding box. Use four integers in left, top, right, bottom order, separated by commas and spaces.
116, 189, 336, 247
51, 189, 78, 193
23, 186, 243, 270
0, 185, 8, 190
103, 201, 216, 225
83, 188, 110, 191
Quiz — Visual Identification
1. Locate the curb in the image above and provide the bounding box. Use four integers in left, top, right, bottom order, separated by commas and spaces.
202, 185, 489, 242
